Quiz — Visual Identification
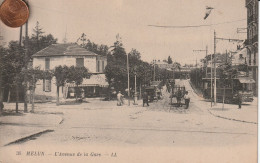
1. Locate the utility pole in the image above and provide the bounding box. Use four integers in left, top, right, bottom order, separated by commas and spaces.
127, 53, 130, 106
153, 60, 156, 81
193, 45, 208, 87
214, 30, 217, 105
213, 31, 244, 105
24, 20, 29, 112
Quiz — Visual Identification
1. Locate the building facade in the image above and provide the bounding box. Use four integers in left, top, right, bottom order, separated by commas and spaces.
32, 43, 108, 101
246, 0, 258, 96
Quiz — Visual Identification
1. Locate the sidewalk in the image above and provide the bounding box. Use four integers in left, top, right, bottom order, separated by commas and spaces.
0, 103, 63, 147
207, 98, 258, 124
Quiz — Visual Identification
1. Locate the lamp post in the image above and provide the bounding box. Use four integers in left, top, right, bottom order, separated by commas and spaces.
127, 53, 130, 106
133, 71, 138, 105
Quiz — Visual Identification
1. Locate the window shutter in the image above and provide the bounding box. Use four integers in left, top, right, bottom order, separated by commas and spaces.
43, 79, 45, 91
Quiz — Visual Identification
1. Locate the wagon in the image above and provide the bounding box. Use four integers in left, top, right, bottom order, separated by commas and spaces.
169, 85, 186, 107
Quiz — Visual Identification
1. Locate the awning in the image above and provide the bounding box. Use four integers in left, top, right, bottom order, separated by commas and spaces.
238, 77, 255, 84
66, 74, 109, 87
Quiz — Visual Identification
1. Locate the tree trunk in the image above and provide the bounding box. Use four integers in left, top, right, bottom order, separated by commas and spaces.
0, 87, 4, 112
16, 83, 19, 113
75, 86, 78, 102
56, 86, 60, 106
7, 88, 11, 103
24, 84, 28, 112
31, 85, 35, 112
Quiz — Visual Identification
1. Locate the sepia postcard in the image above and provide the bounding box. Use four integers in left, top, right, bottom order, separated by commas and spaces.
0, 0, 258, 162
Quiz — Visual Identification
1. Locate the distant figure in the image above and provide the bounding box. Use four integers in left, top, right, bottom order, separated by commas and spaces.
143, 91, 149, 107
184, 91, 190, 109
0, 101, 4, 111
117, 91, 123, 106
176, 89, 182, 107
238, 94, 242, 109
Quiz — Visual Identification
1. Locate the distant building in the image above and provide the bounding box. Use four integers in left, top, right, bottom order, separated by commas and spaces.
32, 43, 108, 101
245, 0, 258, 96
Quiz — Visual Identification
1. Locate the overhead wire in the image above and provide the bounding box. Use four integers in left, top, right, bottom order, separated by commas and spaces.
148, 19, 246, 29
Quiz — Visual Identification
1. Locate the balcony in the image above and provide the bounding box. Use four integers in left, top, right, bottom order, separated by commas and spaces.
246, 0, 253, 6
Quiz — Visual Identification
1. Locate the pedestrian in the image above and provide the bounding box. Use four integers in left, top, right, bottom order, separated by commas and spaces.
143, 91, 149, 107
117, 91, 123, 106
176, 89, 182, 107
0, 101, 4, 111
238, 93, 242, 109
184, 91, 190, 109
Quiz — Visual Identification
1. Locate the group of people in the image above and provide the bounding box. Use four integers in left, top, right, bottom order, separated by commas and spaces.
176, 89, 190, 109
116, 91, 150, 107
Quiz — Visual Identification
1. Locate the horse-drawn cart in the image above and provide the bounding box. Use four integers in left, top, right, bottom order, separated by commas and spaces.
169, 84, 189, 109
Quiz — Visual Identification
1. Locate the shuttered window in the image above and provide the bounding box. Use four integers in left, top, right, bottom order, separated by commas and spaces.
97, 60, 100, 72
43, 79, 51, 92
45, 58, 50, 70
76, 58, 84, 67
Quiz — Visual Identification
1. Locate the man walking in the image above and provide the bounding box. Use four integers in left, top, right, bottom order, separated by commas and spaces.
184, 91, 190, 109
143, 91, 149, 107
117, 91, 123, 106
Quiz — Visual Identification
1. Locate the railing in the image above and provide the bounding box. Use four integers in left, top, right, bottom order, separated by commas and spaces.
246, 0, 253, 6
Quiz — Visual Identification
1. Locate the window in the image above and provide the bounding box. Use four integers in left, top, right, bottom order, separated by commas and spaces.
97, 60, 100, 72
43, 79, 51, 92
45, 58, 50, 70
76, 58, 84, 67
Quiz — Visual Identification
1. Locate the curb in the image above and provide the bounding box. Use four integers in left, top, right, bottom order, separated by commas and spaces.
4, 129, 54, 146
207, 109, 257, 124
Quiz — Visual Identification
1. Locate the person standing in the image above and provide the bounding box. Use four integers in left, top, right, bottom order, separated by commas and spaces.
143, 91, 149, 107
176, 89, 182, 107
238, 93, 242, 109
184, 91, 190, 109
117, 91, 123, 106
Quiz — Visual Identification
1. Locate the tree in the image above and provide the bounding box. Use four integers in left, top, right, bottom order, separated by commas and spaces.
53, 66, 69, 105
32, 21, 45, 50
167, 56, 173, 64
20, 67, 52, 112
27, 22, 57, 60
66, 66, 90, 101
110, 34, 126, 62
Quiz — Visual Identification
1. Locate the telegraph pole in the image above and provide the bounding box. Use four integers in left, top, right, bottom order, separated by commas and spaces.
214, 30, 216, 105
153, 60, 156, 81
193, 45, 208, 87
24, 20, 29, 112
127, 53, 130, 106
213, 31, 244, 105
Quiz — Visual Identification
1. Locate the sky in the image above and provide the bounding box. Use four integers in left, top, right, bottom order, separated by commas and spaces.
0, 0, 247, 65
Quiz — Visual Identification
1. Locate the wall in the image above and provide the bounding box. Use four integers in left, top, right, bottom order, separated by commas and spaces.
33, 55, 98, 73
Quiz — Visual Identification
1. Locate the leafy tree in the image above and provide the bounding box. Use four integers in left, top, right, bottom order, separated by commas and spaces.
20, 67, 52, 112
53, 66, 69, 105
110, 34, 126, 62
66, 66, 90, 101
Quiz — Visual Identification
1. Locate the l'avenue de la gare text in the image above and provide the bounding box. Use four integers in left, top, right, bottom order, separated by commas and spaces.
26, 151, 101, 157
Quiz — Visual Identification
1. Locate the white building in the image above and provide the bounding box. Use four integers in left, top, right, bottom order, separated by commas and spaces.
32, 43, 108, 101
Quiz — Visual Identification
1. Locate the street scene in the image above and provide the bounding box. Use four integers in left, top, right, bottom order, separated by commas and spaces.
0, 0, 258, 162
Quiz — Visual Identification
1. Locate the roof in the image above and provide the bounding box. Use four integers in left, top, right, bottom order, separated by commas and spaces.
32, 43, 98, 57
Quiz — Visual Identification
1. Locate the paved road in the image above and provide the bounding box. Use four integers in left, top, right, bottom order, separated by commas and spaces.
3, 79, 257, 162
17, 79, 257, 146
